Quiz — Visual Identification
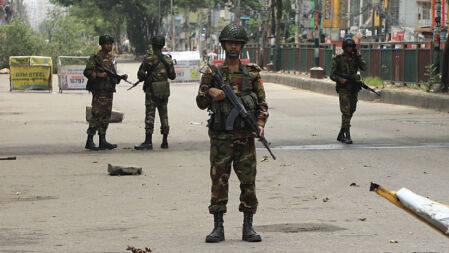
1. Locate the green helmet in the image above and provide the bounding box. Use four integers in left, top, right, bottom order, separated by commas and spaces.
99, 34, 114, 45
219, 23, 248, 44
151, 35, 166, 47
342, 38, 356, 49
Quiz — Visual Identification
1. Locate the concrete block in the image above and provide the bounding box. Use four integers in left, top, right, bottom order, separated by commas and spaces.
86, 106, 124, 123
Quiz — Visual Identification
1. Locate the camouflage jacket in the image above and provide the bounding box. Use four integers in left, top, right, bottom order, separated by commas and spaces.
330, 52, 367, 90
84, 50, 118, 92
196, 61, 269, 137
137, 54, 176, 93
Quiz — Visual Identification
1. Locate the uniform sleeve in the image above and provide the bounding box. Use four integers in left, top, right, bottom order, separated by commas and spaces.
166, 57, 176, 80
137, 57, 151, 81
330, 56, 339, 82
83, 56, 97, 80
196, 72, 213, 110
357, 54, 367, 71
250, 69, 269, 127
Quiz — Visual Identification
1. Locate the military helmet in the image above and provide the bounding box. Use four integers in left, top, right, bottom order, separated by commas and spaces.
151, 35, 166, 46
99, 35, 114, 45
342, 38, 356, 49
219, 23, 248, 44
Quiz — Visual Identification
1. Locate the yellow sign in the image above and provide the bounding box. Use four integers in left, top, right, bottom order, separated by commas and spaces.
332, 0, 340, 28
9, 56, 52, 91
323, 0, 332, 28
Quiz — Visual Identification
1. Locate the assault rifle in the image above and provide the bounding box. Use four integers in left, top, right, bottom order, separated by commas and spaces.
205, 64, 276, 160
94, 57, 132, 85
340, 74, 381, 96
127, 79, 144, 91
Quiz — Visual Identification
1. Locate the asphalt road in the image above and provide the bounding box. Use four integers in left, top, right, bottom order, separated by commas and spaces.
1, 63, 448, 252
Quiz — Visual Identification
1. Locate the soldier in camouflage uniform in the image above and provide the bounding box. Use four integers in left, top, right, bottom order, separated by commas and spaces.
84, 35, 128, 150
330, 38, 367, 144
196, 24, 269, 243
135, 35, 176, 150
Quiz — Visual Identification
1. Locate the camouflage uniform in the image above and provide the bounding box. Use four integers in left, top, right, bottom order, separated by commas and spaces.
137, 54, 176, 135
84, 50, 118, 135
330, 52, 367, 129
197, 61, 269, 214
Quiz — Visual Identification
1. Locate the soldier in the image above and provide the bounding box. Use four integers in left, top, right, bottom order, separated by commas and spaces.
330, 38, 367, 144
196, 24, 269, 243
84, 35, 128, 150
135, 35, 176, 150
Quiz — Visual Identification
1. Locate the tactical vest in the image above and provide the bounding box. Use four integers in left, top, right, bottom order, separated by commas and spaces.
143, 55, 171, 99
86, 53, 117, 92
335, 54, 362, 93
208, 64, 258, 131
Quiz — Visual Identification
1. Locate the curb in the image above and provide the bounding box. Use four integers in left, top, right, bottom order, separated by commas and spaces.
261, 73, 449, 113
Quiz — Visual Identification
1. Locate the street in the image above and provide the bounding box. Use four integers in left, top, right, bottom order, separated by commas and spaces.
1, 62, 449, 252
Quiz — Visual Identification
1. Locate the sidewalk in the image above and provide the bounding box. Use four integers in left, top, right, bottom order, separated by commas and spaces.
261, 72, 449, 113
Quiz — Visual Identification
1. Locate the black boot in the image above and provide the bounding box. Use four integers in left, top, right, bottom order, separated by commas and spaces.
337, 128, 345, 143
161, 134, 168, 149
135, 134, 153, 150
344, 128, 353, 144
85, 135, 98, 150
99, 134, 117, 150
242, 212, 262, 242
205, 212, 225, 243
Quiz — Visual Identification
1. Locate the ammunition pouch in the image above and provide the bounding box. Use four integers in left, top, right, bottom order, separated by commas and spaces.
151, 81, 170, 99
208, 92, 257, 131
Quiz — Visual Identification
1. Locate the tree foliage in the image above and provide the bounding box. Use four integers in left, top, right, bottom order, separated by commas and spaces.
0, 18, 44, 68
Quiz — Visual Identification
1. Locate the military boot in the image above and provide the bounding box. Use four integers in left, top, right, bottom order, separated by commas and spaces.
135, 134, 153, 150
99, 134, 117, 150
205, 212, 225, 243
344, 128, 353, 144
85, 135, 98, 150
337, 128, 345, 143
242, 212, 262, 242
161, 134, 168, 149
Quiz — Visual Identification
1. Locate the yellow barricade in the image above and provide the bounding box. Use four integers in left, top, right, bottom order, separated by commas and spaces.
9, 56, 53, 91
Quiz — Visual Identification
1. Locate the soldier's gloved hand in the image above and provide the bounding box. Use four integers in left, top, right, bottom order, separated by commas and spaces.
121, 74, 128, 80
252, 126, 264, 139
97, 72, 107, 78
208, 88, 226, 101
339, 77, 348, 84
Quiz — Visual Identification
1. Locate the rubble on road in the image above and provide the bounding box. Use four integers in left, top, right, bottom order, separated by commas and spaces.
108, 164, 142, 176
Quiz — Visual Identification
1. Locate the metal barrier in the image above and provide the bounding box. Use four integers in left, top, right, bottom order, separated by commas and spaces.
244, 41, 442, 84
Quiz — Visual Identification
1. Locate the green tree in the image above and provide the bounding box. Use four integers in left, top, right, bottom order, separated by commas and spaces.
39, 11, 98, 72
50, 0, 171, 55
0, 18, 44, 68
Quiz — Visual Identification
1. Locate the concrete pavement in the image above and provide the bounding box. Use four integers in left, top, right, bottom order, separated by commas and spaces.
1, 62, 449, 252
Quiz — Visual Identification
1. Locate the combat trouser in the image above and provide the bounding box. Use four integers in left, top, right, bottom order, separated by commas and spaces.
145, 92, 169, 135
208, 130, 258, 214
338, 89, 358, 129
87, 91, 113, 135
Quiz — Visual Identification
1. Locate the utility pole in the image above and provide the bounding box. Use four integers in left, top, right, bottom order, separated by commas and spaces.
259, 0, 272, 67
171, 0, 175, 51
236, 0, 241, 24
294, 0, 301, 43
313, 0, 321, 67
208, 1, 212, 52
433, 0, 442, 74
310, 0, 325, 79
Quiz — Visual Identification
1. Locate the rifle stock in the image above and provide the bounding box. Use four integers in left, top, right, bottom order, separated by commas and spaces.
94, 57, 132, 85
340, 74, 380, 96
